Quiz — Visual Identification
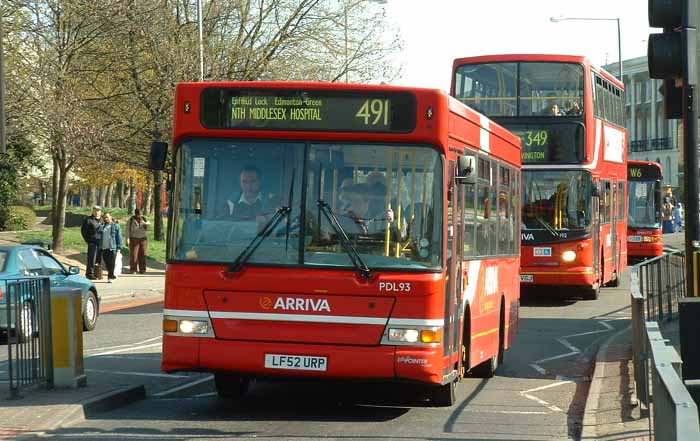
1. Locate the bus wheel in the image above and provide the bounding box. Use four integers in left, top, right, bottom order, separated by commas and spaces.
470, 352, 498, 378
431, 379, 457, 406
606, 272, 620, 287
214, 373, 250, 399
583, 281, 600, 300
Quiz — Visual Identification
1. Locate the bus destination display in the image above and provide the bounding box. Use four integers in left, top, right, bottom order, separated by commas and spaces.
508, 123, 585, 164
628, 164, 662, 180
200, 88, 416, 133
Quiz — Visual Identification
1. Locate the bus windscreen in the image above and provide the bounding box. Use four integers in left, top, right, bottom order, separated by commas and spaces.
200, 88, 417, 133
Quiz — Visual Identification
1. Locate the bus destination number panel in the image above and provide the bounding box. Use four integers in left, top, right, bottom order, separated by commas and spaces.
200, 87, 417, 133
508, 123, 585, 164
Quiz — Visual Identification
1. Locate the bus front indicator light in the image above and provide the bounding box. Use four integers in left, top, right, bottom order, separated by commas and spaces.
163, 319, 178, 333
420, 329, 443, 343
562, 250, 577, 262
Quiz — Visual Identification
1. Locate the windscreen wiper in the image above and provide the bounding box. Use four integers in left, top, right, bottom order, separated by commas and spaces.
317, 199, 371, 279
536, 216, 560, 238
228, 206, 291, 272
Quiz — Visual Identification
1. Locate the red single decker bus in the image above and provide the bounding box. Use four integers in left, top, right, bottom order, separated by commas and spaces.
152, 82, 521, 406
451, 54, 628, 300
627, 160, 663, 263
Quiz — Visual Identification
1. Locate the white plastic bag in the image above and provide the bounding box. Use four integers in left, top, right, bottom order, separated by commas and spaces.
114, 251, 123, 277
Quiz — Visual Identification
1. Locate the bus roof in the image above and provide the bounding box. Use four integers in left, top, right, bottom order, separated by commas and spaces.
629, 159, 663, 169
452, 54, 623, 89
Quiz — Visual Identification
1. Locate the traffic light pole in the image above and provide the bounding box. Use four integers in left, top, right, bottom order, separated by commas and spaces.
683, 84, 700, 297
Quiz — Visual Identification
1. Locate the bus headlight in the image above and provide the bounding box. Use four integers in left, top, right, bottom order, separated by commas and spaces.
179, 320, 209, 334
389, 328, 420, 343
163, 316, 213, 337
386, 327, 442, 345
562, 250, 577, 262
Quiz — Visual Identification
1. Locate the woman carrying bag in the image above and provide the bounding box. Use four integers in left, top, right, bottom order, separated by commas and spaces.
99, 213, 124, 283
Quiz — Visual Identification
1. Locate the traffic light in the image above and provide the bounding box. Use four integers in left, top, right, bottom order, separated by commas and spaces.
648, 0, 698, 84
658, 79, 683, 118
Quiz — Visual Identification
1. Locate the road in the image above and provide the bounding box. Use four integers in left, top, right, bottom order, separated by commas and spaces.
25, 277, 634, 441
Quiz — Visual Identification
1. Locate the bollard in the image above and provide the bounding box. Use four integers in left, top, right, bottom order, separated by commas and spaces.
679, 297, 700, 381
50, 287, 86, 388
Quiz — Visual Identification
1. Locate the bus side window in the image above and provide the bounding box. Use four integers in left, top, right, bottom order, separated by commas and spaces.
463, 183, 476, 257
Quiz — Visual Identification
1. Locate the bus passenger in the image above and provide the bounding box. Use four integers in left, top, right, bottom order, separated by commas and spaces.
338, 183, 405, 239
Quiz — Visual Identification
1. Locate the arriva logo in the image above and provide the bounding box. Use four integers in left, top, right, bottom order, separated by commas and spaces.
274, 297, 331, 312
521, 233, 534, 241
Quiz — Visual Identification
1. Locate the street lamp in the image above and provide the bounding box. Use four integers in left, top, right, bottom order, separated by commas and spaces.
197, 0, 204, 81
343, 0, 387, 83
550, 16, 623, 80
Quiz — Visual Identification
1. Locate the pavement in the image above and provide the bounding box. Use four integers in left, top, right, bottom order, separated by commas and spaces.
580, 232, 686, 441
0, 234, 165, 439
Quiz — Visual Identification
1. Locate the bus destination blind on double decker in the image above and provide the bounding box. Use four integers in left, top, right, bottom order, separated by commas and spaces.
628, 164, 662, 180
509, 123, 584, 164
200, 87, 417, 133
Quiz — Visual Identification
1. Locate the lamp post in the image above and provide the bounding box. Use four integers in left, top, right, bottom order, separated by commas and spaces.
343, 0, 387, 83
197, 0, 204, 81
550, 16, 622, 80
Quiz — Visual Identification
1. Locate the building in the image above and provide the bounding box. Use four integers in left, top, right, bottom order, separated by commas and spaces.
606, 56, 681, 190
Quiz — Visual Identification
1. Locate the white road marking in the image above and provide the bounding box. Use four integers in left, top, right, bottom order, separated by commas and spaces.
519, 381, 572, 413
462, 409, 548, 415
85, 369, 188, 378
152, 375, 214, 397
529, 321, 614, 376
88, 342, 162, 357
529, 363, 547, 375
84, 336, 162, 354
193, 392, 218, 398
534, 351, 580, 364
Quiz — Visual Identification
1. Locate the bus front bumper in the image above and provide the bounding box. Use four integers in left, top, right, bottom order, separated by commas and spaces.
519, 266, 596, 287
162, 334, 448, 385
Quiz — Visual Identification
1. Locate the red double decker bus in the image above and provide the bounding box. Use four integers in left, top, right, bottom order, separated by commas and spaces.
451, 55, 628, 299
152, 82, 521, 406
627, 160, 663, 262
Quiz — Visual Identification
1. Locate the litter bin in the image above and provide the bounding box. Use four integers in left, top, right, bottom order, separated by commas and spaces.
51, 287, 86, 388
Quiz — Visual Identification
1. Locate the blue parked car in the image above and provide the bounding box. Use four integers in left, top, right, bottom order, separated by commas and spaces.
0, 244, 100, 338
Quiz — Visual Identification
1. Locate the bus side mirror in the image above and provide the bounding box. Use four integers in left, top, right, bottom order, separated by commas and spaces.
456, 155, 476, 184
149, 141, 168, 171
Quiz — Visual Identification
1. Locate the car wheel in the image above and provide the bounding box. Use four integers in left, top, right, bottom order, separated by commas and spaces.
83, 291, 98, 331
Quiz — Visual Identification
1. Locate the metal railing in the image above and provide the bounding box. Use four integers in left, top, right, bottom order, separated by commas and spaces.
646, 322, 700, 440
3, 277, 53, 398
637, 250, 685, 323
631, 253, 700, 439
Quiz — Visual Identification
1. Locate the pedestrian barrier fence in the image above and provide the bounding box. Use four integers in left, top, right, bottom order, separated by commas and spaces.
631, 253, 700, 439
3, 277, 53, 398
645, 321, 700, 440
637, 250, 685, 323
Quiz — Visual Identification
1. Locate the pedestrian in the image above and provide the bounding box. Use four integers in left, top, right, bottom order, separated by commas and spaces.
661, 197, 674, 234
80, 205, 102, 280
673, 203, 683, 232
126, 208, 149, 274
99, 213, 123, 283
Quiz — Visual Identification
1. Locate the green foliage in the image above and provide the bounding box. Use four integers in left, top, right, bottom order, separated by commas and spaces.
4, 206, 37, 231
17, 206, 167, 264
0, 140, 37, 231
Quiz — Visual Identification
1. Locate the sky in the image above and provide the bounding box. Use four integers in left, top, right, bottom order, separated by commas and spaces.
384, 0, 653, 90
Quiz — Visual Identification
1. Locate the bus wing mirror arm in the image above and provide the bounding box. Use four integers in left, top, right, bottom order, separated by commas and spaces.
455, 154, 477, 184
